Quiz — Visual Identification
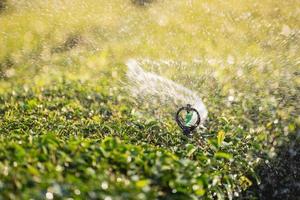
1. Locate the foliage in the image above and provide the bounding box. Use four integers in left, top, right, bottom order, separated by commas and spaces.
0, 0, 299, 199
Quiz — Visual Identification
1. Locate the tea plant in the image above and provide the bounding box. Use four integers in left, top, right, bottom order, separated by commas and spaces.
0, 0, 299, 199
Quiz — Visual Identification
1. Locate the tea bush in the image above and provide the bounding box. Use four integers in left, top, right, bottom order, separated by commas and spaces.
0, 0, 299, 199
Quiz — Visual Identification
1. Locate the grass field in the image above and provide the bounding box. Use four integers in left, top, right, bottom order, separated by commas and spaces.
0, 0, 299, 199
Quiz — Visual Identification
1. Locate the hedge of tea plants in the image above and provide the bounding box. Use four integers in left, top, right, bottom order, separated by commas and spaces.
0, 0, 299, 199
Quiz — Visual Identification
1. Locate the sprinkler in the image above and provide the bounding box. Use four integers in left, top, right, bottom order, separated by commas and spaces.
175, 104, 201, 136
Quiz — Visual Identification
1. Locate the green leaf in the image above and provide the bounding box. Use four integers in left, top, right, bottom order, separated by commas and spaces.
217, 130, 225, 147
27, 165, 39, 176
187, 147, 197, 157
214, 152, 233, 160
136, 179, 149, 188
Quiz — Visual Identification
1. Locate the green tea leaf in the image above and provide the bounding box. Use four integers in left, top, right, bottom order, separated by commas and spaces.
217, 130, 225, 147
215, 152, 233, 160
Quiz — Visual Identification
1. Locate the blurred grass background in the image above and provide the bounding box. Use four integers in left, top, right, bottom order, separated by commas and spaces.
0, 0, 299, 84
0, 0, 299, 199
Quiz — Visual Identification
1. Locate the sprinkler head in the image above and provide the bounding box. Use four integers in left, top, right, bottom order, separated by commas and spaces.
175, 104, 201, 136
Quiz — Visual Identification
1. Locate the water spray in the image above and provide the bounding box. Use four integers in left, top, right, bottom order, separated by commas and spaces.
126, 59, 208, 135
175, 104, 201, 136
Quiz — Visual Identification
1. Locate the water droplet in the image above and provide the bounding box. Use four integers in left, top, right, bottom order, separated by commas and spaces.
281, 25, 291, 37
101, 181, 108, 190
228, 96, 235, 102
104, 196, 112, 200
46, 192, 53, 200
74, 189, 81, 195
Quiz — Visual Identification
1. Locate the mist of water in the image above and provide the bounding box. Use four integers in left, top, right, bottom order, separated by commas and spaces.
126, 59, 208, 124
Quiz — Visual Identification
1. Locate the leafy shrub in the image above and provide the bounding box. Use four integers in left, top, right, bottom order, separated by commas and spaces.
0, 0, 299, 199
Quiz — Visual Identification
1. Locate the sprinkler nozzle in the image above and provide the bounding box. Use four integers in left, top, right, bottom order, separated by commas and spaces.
175, 104, 201, 136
